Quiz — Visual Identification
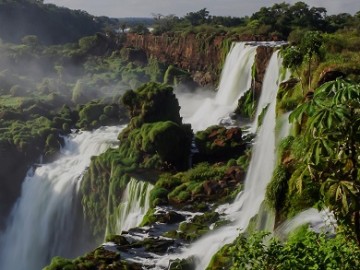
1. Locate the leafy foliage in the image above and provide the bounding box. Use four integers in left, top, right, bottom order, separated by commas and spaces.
226, 230, 360, 270
288, 79, 360, 240
0, 0, 115, 44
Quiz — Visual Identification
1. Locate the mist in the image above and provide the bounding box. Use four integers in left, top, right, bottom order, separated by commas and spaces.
175, 86, 216, 124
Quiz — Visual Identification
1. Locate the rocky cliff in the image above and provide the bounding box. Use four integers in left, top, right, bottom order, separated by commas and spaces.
123, 33, 277, 86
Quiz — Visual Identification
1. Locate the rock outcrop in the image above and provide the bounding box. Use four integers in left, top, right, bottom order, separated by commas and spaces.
123, 33, 278, 86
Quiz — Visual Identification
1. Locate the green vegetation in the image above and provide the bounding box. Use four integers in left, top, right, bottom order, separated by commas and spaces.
0, 0, 117, 45
287, 79, 360, 241
1, 1, 360, 269
218, 229, 360, 270
44, 247, 135, 270
235, 89, 256, 119
147, 4, 360, 40
195, 125, 246, 162
80, 82, 193, 239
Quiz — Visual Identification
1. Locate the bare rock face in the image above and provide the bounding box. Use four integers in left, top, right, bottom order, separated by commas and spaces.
252, 46, 275, 97
123, 33, 277, 94
124, 33, 228, 86
317, 68, 345, 86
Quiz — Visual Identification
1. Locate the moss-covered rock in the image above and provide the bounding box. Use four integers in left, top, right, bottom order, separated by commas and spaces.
235, 89, 256, 119
121, 82, 182, 128
77, 101, 128, 130
81, 82, 193, 240
44, 246, 140, 270
194, 125, 246, 163
168, 258, 196, 270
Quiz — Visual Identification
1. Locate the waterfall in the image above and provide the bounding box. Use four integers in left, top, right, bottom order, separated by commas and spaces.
186, 43, 257, 131
107, 177, 153, 235
0, 126, 123, 270
275, 208, 336, 240
156, 49, 286, 269
251, 50, 282, 132
276, 111, 292, 146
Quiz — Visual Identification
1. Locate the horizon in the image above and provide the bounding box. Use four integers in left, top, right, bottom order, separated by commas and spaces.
44, 0, 360, 19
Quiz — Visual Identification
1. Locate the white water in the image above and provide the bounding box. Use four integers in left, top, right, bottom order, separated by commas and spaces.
275, 208, 336, 240
0, 126, 122, 270
155, 49, 286, 270
113, 178, 153, 234
185, 43, 257, 131
276, 111, 292, 146
251, 50, 282, 132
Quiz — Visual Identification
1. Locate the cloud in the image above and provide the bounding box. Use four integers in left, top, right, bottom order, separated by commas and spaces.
44, 0, 360, 18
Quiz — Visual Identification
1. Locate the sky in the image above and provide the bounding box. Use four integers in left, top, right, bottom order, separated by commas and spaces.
44, 0, 360, 18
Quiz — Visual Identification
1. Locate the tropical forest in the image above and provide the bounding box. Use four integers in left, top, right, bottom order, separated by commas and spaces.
0, 0, 359, 269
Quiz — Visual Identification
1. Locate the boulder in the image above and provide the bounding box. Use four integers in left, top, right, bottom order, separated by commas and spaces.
317, 68, 345, 86
194, 125, 245, 162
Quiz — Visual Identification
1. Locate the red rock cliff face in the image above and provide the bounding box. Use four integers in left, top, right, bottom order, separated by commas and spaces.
124, 33, 228, 85
123, 33, 277, 87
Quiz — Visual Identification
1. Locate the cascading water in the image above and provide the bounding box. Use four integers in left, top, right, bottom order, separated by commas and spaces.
185, 42, 257, 131
275, 208, 336, 241
109, 177, 153, 234
0, 126, 123, 270
251, 50, 282, 132
156, 49, 286, 269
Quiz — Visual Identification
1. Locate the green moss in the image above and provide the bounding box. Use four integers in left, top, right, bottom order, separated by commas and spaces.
163, 65, 192, 86
236, 149, 251, 171
195, 125, 245, 162
265, 164, 289, 212
235, 89, 256, 119
121, 82, 182, 127
44, 257, 76, 270
145, 56, 167, 82
80, 82, 193, 239
276, 80, 303, 115
257, 104, 269, 128
77, 101, 124, 130
149, 187, 169, 207
44, 246, 131, 270
140, 208, 157, 226
207, 243, 233, 270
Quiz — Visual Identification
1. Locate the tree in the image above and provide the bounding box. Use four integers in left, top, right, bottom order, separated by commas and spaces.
289, 79, 360, 243
152, 14, 179, 35
300, 31, 323, 89
119, 22, 127, 33
283, 30, 323, 92
185, 8, 209, 26
129, 24, 150, 35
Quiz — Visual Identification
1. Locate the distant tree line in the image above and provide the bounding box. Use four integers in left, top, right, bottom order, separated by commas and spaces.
127, 2, 360, 39
0, 0, 117, 44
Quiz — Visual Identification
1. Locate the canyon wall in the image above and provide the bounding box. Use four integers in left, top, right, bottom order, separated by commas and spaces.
123, 33, 277, 86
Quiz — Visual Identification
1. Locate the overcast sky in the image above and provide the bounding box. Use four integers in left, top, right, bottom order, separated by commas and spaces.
44, 0, 360, 18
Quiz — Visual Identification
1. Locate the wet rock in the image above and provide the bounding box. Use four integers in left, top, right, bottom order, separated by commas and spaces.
317, 68, 345, 86
94, 246, 120, 262
168, 257, 196, 270
120, 47, 148, 66
279, 78, 300, 91
194, 125, 245, 163
252, 46, 275, 97
224, 166, 245, 183
142, 237, 175, 253
105, 235, 130, 246
156, 210, 186, 224
203, 180, 220, 196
